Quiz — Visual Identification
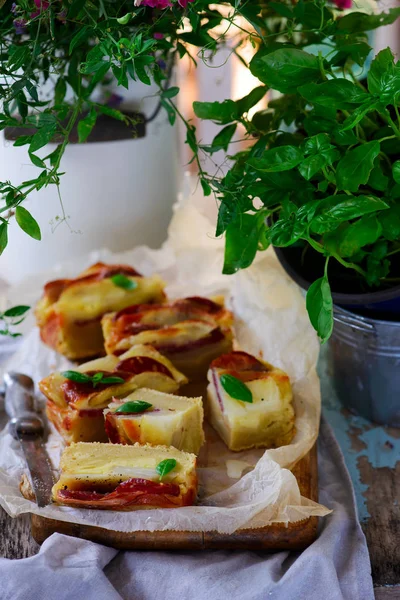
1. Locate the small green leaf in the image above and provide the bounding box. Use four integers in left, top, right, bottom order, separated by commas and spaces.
208, 124, 237, 154
110, 274, 138, 290
78, 107, 97, 143
223, 214, 260, 274
392, 161, 400, 184
55, 77, 67, 105
98, 376, 125, 385
29, 124, 56, 153
114, 400, 153, 413
15, 206, 41, 241
0, 222, 8, 255
220, 374, 253, 403
156, 458, 177, 481
62, 371, 93, 384
3, 305, 30, 318
161, 86, 179, 99
29, 153, 46, 169
69, 25, 91, 54
235, 86, 268, 116
336, 141, 380, 192
306, 275, 333, 344
193, 100, 238, 124
200, 179, 211, 196
248, 145, 303, 173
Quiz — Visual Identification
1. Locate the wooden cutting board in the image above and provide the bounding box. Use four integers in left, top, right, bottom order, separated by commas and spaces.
31, 444, 318, 551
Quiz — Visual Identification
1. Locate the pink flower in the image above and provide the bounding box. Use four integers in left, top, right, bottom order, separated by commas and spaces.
34, 0, 50, 9
178, 0, 195, 6
153, 32, 164, 39
334, 0, 352, 9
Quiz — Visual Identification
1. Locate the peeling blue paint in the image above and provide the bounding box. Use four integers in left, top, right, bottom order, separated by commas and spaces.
318, 347, 399, 523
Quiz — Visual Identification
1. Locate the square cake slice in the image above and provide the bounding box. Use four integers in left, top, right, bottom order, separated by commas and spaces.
206, 351, 295, 451
52, 442, 197, 510
104, 388, 205, 454
35, 262, 165, 360
39, 345, 187, 443
102, 296, 233, 380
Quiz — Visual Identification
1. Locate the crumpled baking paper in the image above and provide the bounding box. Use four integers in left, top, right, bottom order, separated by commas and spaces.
0, 177, 331, 534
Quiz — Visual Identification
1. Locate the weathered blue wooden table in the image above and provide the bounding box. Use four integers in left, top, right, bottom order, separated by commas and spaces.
320, 346, 400, 598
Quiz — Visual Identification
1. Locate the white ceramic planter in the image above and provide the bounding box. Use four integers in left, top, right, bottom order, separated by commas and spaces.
0, 82, 179, 283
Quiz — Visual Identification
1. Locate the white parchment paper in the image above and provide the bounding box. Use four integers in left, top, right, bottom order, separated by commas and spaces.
0, 177, 331, 534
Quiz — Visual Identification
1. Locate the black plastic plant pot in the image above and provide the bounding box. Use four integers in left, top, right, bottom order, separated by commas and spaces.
274, 244, 400, 321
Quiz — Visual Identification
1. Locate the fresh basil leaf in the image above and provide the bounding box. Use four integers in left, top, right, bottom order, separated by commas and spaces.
269, 217, 306, 247
298, 149, 339, 181
310, 194, 389, 234
367, 48, 400, 106
248, 146, 303, 172
220, 373, 253, 403
223, 214, 261, 274
156, 458, 177, 480
62, 371, 93, 384
193, 100, 238, 124
114, 400, 153, 413
98, 376, 126, 385
15, 206, 41, 241
299, 80, 368, 109
368, 162, 389, 192
306, 275, 333, 344
336, 141, 380, 192
324, 216, 382, 257
379, 204, 400, 241
0, 222, 8, 255
253, 48, 321, 94
3, 305, 30, 318
78, 107, 97, 143
92, 372, 104, 383
392, 161, 400, 184
110, 274, 138, 290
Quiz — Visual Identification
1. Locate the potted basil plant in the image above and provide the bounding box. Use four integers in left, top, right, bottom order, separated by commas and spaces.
188, 1, 400, 425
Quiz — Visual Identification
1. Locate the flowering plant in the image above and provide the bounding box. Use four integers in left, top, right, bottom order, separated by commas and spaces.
0, 0, 399, 340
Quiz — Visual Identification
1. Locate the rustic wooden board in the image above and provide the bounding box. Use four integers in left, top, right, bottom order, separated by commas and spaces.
31, 445, 318, 551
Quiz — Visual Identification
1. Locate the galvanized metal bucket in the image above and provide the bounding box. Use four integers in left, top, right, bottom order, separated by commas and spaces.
329, 306, 400, 426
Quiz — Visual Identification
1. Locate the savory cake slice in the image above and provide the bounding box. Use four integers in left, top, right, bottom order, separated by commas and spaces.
102, 296, 233, 380
52, 442, 198, 510
206, 351, 295, 451
104, 388, 205, 454
35, 262, 166, 360
39, 345, 188, 443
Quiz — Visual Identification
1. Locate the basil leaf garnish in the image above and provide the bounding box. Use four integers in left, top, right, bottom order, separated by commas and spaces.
156, 458, 177, 480
220, 373, 253, 403
98, 376, 125, 385
62, 371, 125, 388
110, 273, 138, 290
62, 371, 92, 384
114, 400, 152, 413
